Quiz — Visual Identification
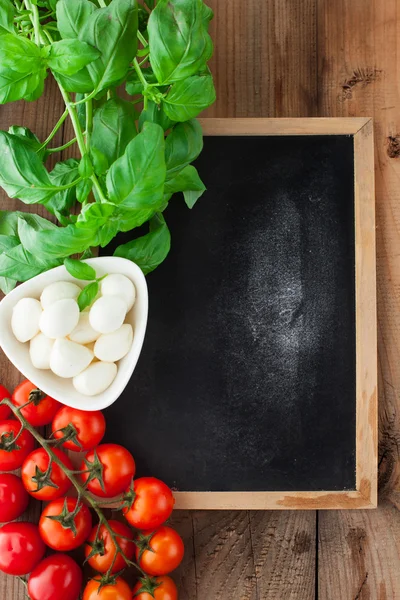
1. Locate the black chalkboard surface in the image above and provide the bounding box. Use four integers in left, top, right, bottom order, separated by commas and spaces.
103, 119, 377, 510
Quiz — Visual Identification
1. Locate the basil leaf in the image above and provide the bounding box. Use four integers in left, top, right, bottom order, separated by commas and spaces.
0, 68, 46, 104
56, 0, 97, 39
77, 201, 115, 229
165, 119, 203, 176
0, 0, 15, 33
0, 132, 57, 203
77, 281, 98, 311
0, 34, 42, 73
0, 276, 16, 294
144, 0, 154, 8
79, 0, 138, 94
7, 126, 41, 151
139, 100, 175, 132
53, 68, 93, 94
106, 121, 166, 209
148, 0, 213, 84
46, 158, 79, 219
125, 66, 157, 95
76, 178, 93, 203
92, 98, 137, 167
0, 211, 57, 236
78, 154, 93, 179
163, 75, 215, 121
114, 213, 170, 274
18, 219, 95, 259
114, 206, 155, 231
164, 164, 205, 208
90, 147, 108, 176
55, 0, 98, 92
0, 243, 61, 282
64, 257, 96, 281
44, 39, 101, 76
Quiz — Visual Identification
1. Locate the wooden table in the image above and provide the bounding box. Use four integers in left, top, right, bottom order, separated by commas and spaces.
1, 0, 400, 598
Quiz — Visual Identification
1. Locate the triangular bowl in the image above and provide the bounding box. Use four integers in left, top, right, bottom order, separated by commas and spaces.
0, 257, 148, 411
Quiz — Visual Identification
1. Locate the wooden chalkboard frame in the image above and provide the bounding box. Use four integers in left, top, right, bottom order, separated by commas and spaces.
171, 118, 377, 510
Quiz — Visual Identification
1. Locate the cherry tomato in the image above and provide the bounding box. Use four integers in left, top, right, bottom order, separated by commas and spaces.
132, 576, 178, 600
80, 443, 135, 498
21, 447, 73, 500
0, 522, 45, 575
0, 473, 29, 522
12, 380, 60, 426
136, 526, 184, 576
0, 420, 35, 471
84, 519, 134, 574
39, 497, 92, 551
123, 477, 174, 531
28, 554, 83, 600
83, 576, 131, 600
0, 384, 11, 420
51, 406, 105, 451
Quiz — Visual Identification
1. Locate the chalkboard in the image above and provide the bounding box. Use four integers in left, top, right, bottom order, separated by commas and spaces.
103, 119, 377, 510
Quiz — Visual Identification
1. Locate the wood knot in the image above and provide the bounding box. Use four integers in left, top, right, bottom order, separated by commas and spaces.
386, 135, 400, 158
340, 68, 381, 101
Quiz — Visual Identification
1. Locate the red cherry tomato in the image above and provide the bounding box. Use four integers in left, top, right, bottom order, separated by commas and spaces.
28, 554, 83, 600
21, 447, 73, 500
136, 526, 184, 576
39, 497, 92, 551
51, 406, 105, 451
123, 477, 174, 531
0, 473, 29, 522
83, 576, 131, 600
80, 443, 135, 498
132, 576, 178, 600
84, 519, 134, 574
0, 522, 45, 575
0, 420, 35, 471
0, 385, 11, 420
12, 380, 60, 426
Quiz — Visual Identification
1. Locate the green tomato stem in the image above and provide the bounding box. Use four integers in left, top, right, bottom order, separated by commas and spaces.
1, 398, 146, 577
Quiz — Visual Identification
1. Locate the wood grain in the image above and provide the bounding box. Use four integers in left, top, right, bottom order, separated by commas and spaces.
249, 511, 316, 600
317, 0, 400, 595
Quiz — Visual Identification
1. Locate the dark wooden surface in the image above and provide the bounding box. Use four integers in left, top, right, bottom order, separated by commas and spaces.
1, 0, 400, 598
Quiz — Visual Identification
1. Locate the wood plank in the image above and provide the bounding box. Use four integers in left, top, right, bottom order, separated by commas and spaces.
0, 76, 65, 600
204, 0, 318, 118
192, 511, 257, 600
317, 0, 400, 595
319, 498, 400, 600
249, 511, 316, 600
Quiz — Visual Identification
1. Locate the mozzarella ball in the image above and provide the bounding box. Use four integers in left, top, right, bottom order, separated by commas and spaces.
73, 361, 117, 396
29, 333, 54, 370
40, 281, 81, 309
69, 312, 100, 344
11, 298, 42, 343
89, 296, 127, 334
94, 324, 133, 363
101, 274, 136, 312
50, 338, 93, 378
39, 299, 80, 339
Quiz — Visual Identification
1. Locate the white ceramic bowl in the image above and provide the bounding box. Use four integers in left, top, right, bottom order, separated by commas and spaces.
0, 257, 148, 411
